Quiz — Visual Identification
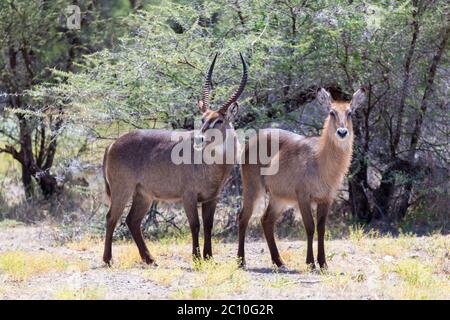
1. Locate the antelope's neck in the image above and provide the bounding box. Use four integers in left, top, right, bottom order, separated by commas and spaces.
221, 125, 238, 163
315, 119, 354, 190
199, 125, 238, 167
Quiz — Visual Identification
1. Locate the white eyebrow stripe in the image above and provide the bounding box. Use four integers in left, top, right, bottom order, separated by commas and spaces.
209, 118, 221, 128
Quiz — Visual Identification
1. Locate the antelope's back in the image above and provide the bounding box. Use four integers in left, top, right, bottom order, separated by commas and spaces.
104, 130, 191, 195
104, 129, 233, 201
241, 128, 319, 199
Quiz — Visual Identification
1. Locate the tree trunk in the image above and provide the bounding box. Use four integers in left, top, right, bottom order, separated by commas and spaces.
396, 182, 414, 220
395, 25, 450, 219
349, 126, 370, 221
349, 157, 371, 221
2, 109, 62, 199
17, 114, 35, 198
391, 2, 420, 156
374, 1, 421, 220
20, 163, 34, 199
38, 173, 58, 198
348, 86, 372, 221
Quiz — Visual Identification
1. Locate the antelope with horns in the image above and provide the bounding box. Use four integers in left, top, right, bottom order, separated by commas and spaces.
102, 53, 247, 265
237, 88, 366, 269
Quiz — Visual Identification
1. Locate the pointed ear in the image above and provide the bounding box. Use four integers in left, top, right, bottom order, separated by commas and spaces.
350, 88, 366, 111
225, 102, 239, 120
317, 88, 332, 111
197, 101, 206, 113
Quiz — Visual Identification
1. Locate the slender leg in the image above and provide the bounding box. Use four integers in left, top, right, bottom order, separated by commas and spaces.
183, 195, 201, 260
202, 199, 217, 259
237, 162, 264, 267
298, 200, 315, 269
261, 200, 284, 267
237, 198, 256, 267
317, 202, 330, 269
103, 191, 131, 265
126, 191, 156, 265
103, 209, 116, 265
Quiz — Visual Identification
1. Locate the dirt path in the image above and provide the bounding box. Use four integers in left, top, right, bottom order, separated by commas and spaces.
0, 223, 448, 300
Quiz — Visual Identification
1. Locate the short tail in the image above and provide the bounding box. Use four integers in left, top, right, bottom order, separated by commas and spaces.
103, 145, 111, 202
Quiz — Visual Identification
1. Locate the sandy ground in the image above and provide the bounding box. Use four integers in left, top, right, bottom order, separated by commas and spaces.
0, 223, 449, 300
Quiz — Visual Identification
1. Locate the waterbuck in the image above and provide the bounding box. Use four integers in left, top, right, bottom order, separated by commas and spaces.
102, 53, 247, 265
237, 88, 366, 269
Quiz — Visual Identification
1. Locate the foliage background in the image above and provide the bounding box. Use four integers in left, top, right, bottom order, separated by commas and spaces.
0, 0, 448, 236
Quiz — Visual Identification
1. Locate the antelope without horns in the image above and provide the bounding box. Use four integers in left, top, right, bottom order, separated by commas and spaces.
237, 88, 366, 269
102, 53, 247, 265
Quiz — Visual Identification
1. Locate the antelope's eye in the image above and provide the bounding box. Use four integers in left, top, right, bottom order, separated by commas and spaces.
215, 119, 223, 125
347, 111, 352, 117
329, 110, 336, 117
201, 118, 205, 124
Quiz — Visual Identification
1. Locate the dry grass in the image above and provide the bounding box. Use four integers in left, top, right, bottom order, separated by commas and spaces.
171, 259, 249, 299
54, 286, 106, 300
66, 235, 103, 252
348, 224, 380, 245
113, 243, 143, 269
324, 269, 352, 290
0, 251, 89, 282
144, 267, 183, 286
262, 275, 297, 289
105, 236, 216, 269
62, 232, 450, 301
280, 249, 306, 272
381, 258, 450, 299
0, 219, 23, 229
312, 229, 450, 299
0, 251, 66, 282
368, 237, 404, 257
0, 279, 7, 297
0, 221, 448, 300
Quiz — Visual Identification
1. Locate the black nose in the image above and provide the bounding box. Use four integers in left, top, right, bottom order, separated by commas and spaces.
337, 128, 348, 138
194, 136, 204, 145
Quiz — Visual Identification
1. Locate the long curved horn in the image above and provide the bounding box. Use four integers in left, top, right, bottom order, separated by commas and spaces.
201, 52, 218, 110
218, 53, 248, 115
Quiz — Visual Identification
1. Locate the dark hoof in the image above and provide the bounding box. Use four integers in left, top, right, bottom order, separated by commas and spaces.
144, 263, 158, 269
276, 264, 289, 272
103, 260, 113, 268
203, 252, 214, 260
272, 258, 285, 269
144, 257, 157, 266
192, 254, 202, 261
319, 262, 328, 270
306, 263, 316, 272
103, 255, 112, 267
237, 257, 246, 269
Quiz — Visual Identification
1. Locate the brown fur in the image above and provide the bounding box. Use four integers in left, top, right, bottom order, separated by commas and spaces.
102, 55, 246, 266
237, 88, 366, 269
